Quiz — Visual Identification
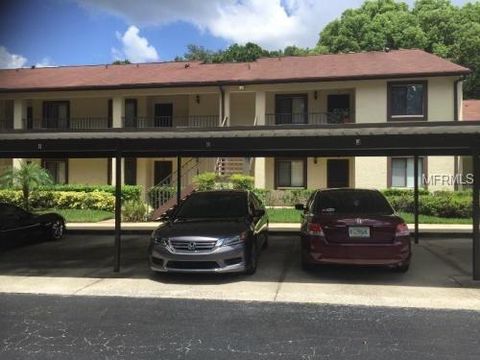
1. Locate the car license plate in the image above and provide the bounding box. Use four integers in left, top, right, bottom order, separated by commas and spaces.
348, 226, 370, 238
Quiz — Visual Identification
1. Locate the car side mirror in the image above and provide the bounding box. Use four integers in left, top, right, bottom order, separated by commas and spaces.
254, 209, 265, 217
295, 204, 305, 211
160, 208, 174, 221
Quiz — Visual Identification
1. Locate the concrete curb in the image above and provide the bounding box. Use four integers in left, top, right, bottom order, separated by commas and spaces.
65, 222, 473, 237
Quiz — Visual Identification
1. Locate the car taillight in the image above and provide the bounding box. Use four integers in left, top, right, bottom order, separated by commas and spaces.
307, 223, 325, 237
395, 223, 410, 237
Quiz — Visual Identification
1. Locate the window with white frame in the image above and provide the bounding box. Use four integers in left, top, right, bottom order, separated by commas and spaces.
275, 159, 306, 188
391, 157, 424, 188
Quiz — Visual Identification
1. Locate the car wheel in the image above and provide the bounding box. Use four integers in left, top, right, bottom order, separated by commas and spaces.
393, 262, 410, 273
50, 219, 65, 241
262, 232, 269, 250
245, 241, 258, 275
301, 256, 315, 272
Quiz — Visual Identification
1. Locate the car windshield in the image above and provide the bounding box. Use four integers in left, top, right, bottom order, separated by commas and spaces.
313, 190, 394, 215
174, 192, 248, 219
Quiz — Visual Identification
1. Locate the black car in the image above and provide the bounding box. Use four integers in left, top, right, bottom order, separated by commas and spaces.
149, 190, 269, 275
0, 203, 66, 250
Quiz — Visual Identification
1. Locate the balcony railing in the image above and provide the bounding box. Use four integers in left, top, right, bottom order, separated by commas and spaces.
128, 115, 219, 129
0, 112, 356, 132
265, 112, 354, 126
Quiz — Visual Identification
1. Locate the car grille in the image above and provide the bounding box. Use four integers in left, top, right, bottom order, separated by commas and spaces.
167, 261, 219, 269
169, 239, 217, 252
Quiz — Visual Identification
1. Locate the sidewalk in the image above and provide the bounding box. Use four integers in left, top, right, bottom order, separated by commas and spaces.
66, 220, 473, 234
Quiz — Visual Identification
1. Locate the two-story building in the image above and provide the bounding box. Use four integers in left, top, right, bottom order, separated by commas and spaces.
0, 49, 470, 204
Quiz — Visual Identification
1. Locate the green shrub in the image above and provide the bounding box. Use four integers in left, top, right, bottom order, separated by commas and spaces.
229, 174, 254, 190
280, 189, 315, 206
36, 184, 141, 201
381, 188, 429, 197
193, 172, 218, 191
0, 189, 114, 211
122, 200, 148, 222
252, 189, 273, 206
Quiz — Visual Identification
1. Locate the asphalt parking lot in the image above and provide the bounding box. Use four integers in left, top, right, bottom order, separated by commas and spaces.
0, 233, 479, 310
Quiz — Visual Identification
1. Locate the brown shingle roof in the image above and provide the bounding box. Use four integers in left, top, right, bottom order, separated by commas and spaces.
0, 49, 470, 92
463, 100, 480, 121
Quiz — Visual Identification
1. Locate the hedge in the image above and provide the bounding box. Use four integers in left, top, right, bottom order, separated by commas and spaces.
0, 189, 115, 211
34, 184, 141, 202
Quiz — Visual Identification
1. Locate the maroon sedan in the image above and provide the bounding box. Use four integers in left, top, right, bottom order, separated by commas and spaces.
296, 189, 411, 272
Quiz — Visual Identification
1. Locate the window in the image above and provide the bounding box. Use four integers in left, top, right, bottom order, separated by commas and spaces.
43, 101, 70, 128
275, 94, 308, 124
42, 159, 68, 184
275, 159, 306, 188
390, 157, 425, 188
388, 82, 427, 120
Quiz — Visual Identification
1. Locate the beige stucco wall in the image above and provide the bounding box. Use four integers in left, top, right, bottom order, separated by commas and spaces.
230, 92, 255, 126
0, 159, 12, 175
427, 156, 456, 191
355, 157, 388, 189
69, 159, 109, 185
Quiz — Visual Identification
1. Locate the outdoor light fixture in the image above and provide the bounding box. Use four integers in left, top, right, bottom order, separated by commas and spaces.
314, 157, 318, 164
195, 95, 200, 104
238, 85, 245, 90
314, 90, 318, 100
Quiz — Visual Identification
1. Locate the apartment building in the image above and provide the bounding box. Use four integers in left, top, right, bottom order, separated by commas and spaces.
0, 49, 470, 203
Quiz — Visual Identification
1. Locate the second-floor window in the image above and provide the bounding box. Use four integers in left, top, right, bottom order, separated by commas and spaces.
388, 82, 427, 121
43, 101, 70, 128
275, 94, 308, 125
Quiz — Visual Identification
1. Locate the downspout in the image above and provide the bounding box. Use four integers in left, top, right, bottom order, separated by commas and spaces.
219, 85, 225, 123
453, 76, 464, 190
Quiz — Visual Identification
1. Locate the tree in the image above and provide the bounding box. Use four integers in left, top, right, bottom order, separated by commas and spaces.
0, 160, 53, 210
212, 42, 270, 63
317, 0, 480, 98
112, 59, 131, 65
176, 44, 218, 63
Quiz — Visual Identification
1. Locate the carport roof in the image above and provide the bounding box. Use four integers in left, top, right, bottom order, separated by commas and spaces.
1, 121, 479, 158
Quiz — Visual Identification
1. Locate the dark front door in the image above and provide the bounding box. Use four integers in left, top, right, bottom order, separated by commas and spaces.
124, 158, 137, 185
154, 161, 173, 185
327, 159, 350, 188
125, 99, 137, 128
327, 94, 350, 124
154, 103, 173, 127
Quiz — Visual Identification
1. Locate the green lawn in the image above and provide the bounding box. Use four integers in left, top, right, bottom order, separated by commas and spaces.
266, 208, 472, 224
37, 209, 114, 223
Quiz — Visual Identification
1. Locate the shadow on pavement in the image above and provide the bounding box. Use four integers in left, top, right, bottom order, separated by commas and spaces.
0, 233, 476, 288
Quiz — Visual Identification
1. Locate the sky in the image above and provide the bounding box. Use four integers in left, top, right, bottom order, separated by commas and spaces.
0, 0, 473, 68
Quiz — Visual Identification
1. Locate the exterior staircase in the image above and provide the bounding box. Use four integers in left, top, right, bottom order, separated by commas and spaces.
148, 158, 199, 220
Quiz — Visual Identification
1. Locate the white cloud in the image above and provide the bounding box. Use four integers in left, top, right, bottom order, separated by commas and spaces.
0, 46, 28, 69
112, 25, 159, 62
35, 57, 55, 68
77, 0, 473, 50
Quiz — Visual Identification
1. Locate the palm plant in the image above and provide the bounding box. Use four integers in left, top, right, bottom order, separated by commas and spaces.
0, 160, 53, 210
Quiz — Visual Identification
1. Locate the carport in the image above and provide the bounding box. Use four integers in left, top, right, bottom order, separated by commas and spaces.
1, 121, 479, 279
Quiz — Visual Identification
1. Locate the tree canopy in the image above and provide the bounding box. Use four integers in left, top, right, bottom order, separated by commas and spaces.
317, 0, 480, 98
175, 0, 479, 98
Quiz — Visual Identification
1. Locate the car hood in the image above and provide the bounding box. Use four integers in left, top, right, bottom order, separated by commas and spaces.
34, 212, 64, 223
154, 219, 249, 238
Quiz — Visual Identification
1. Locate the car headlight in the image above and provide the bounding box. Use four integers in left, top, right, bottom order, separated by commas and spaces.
220, 232, 248, 247
154, 236, 169, 247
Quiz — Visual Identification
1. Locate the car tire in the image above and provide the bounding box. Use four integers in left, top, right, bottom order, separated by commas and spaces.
245, 241, 258, 275
49, 219, 65, 241
393, 262, 410, 273
262, 232, 269, 250
301, 257, 315, 272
